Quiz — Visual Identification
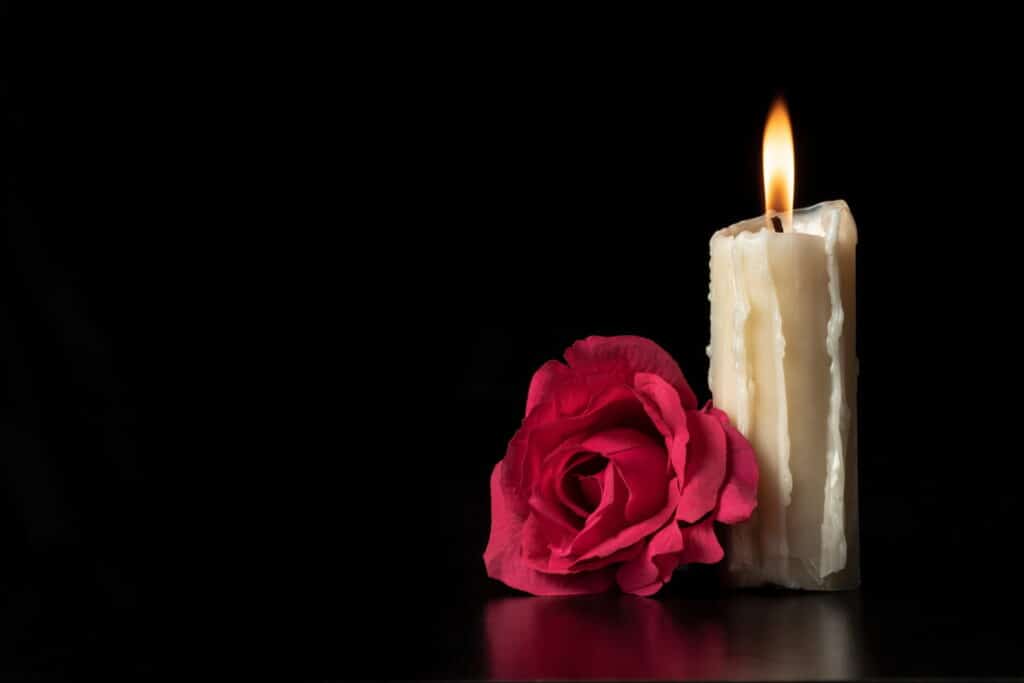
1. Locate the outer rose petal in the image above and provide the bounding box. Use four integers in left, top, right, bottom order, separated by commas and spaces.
484, 462, 615, 596
703, 403, 759, 524
525, 360, 570, 416
675, 410, 727, 523
677, 517, 724, 565
565, 336, 698, 410
615, 521, 684, 596
632, 372, 689, 479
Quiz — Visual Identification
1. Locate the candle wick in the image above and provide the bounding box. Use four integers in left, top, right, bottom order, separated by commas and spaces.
771, 216, 784, 233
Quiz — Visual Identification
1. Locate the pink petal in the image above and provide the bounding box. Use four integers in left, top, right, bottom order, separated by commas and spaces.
677, 517, 724, 565
525, 361, 606, 420
552, 382, 595, 417
574, 468, 605, 511
526, 385, 644, 463
627, 581, 665, 597
571, 480, 681, 567
499, 400, 560, 518
502, 384, 642, 516
484, 462, 615, 595
556, 451, 605, 519
560, 466, 681, 571
565, 465, 626, 557
564, 336, 698, 410
675, 410, 728, 524
536, 437, 593, 521
615, 521, 684, 596
524, 495, 579, 560
582, 428, 668, 523
559, 542, 643, 574
704, 404, 759, 524
527, 466, 652, 576
633, 371, 690, 480
525, 360, 570, 416
542, 538, 645, 576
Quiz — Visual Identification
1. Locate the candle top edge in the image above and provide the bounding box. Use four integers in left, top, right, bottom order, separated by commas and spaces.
712, 199, 856, 242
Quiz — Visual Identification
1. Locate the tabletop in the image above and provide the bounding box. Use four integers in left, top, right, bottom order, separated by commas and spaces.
3, 568, 1022, 679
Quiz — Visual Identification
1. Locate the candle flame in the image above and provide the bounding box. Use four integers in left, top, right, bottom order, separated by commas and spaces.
763, 97, 795, 224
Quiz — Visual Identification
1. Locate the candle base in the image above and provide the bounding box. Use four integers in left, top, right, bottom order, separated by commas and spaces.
724, 556, 860, 591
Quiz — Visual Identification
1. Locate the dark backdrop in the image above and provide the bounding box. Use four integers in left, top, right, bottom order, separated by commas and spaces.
4, 12, 1024, 676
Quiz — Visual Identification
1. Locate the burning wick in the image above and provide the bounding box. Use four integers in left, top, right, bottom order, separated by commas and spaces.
763, 97, 794, 235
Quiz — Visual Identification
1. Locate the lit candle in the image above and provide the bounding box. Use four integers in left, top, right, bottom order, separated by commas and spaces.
708, 98, 859, 590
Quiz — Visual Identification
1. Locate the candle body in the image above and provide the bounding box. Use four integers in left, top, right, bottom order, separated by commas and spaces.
709, 200, 858, 590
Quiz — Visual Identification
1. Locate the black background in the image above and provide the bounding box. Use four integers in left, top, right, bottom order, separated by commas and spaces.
4, 11, 1024, 677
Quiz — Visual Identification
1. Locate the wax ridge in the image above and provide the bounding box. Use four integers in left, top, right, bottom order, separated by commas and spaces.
820, 209, 848, 578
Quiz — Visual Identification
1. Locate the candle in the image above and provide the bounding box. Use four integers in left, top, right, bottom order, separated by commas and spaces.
708, 99, 859, 590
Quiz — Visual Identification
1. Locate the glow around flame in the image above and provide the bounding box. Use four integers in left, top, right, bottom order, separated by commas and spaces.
763, 97, 794, 219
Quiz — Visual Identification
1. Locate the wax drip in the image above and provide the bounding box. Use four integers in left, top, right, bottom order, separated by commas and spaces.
819, 208, 848, 579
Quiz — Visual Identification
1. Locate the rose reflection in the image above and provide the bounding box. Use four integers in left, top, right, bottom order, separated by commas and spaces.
485, 596, 726, 680
484, 592, 864, 680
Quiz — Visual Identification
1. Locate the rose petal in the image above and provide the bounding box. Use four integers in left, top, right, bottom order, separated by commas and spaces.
615, 521, 684, 596
574, 467, 605, 512
675, 410, 728, 523
524, 495, 580, 557
704, 404, 759, 524
500, 400, 559, 518
571, 479, 681, 567
564, 336, 697, 410
525, 360, 570, 416
677, 517, 724, 565
525, 361, 618, 419
502, 384, 643, 516
560, 541, 643, 574
627, 580, 666, 597
543, 537, 647, 576
530, 466, 628, 575
566, 465, 625, 556
552, 381, 595, 418
484, 462, 616, 595
633, 372, 690, 479
537, 438, 592, 521
582, 428, 668, 523
525, 385, 644, 470
556, 451, 605, 518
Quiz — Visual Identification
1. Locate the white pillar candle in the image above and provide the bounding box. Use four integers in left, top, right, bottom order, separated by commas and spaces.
708, 200, 859, 590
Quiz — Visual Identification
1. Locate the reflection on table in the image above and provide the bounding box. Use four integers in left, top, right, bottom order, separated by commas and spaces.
485, 591, 864, 680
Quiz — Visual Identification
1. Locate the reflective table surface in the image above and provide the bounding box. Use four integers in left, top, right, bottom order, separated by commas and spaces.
5, 570, 1021, 679
418, 588, 1023, 681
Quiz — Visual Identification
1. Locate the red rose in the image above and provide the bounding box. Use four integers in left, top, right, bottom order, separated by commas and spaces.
484, 336, 758, 596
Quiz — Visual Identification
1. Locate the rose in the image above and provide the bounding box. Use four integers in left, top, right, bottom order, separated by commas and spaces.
484, 335, 758, 596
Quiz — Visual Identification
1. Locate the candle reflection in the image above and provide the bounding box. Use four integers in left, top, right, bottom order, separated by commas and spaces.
484, 592, 864, 680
